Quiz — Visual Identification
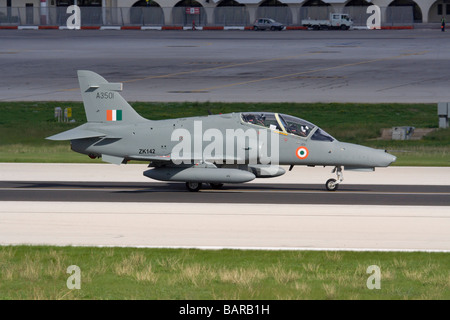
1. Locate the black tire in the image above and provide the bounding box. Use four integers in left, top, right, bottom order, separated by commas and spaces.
340, 25, 347, 30
326, 179, 339, 191
186, 182, 202, 192
270, 26, 276, 31
209, 183, 224, 190
253, 26, 258, 31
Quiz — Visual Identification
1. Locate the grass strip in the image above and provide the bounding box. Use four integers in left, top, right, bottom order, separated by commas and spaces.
0, 246, 449, 300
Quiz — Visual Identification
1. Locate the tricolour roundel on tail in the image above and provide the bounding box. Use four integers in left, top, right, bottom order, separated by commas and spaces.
77, 70, 146, 123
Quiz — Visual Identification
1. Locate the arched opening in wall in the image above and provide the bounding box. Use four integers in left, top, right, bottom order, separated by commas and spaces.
343, 0, 371, 26
173, 0, 206, 26
428, 0, 449, 23
345, 0, 371, 5
214, 0, 249, 26
130, 0, 164, 25
256, 0, 292, 26
300, 0, 331, 21
388, 0, 422, 23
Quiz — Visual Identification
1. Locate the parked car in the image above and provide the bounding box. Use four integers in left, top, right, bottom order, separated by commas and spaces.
253, 18, 285, 31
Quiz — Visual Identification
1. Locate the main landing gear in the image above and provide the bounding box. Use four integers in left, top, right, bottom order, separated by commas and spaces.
186, 182, 202, 192
185, 182, 224, 192
325, 166, 343, 191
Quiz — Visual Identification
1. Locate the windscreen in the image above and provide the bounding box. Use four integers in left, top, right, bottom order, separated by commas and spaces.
279, 114, 315, 138
311, 128, 335, 142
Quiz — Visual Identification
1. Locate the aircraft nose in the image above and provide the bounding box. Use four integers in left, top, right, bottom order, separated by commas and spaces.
338, 143, 396, 168
378, 150, 396, 167
389, 152, 396, 163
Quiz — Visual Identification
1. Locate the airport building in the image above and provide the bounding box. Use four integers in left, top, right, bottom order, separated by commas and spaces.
0, 0, 446, 26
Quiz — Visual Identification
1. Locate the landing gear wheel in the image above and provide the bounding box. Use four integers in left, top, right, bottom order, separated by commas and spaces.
325, 166, 343, 191
209, 183, 224, 190
326, 178, 339, 191
186, 182, 202, 192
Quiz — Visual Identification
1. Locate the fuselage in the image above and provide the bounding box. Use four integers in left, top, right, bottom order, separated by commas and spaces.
71, 112, 396, 169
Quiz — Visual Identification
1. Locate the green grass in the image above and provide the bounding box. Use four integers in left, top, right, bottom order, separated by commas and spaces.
0, 246, 449, 300
0, 102, 449, 166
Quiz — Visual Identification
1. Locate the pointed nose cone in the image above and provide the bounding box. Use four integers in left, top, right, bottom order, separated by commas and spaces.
337, 142, 396, 168
367, 148, 397, 167
382, 151, 397, 167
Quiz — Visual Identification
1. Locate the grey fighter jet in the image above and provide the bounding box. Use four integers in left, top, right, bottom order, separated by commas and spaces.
47, 71, 396, 192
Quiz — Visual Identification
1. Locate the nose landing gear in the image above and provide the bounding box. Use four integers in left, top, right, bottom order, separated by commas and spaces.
326, 166, 343, 191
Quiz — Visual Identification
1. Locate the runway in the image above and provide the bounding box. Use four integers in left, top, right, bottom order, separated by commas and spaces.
1, 181, 449, 206
0, 164, 449, 251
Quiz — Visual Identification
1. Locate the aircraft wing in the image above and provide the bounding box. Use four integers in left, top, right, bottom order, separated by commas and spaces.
129, 155, 173, 167
131, 155, 172, 162
99, 154, 172, 165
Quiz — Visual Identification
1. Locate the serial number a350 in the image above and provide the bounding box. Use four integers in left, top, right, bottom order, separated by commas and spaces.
96, 92, 114, 99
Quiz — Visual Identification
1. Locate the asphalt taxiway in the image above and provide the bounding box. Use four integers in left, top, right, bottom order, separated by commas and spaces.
1, 29, 450, 103
0, 164, 449, 251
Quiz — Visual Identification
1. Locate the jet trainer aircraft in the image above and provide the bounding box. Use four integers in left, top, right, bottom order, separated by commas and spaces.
47, 71, 396, 192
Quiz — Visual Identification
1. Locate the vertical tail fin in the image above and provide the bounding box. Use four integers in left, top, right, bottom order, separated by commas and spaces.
77, 70, 146, 123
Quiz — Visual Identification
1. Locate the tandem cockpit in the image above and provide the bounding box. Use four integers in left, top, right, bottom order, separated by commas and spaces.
241, 112, 335, 142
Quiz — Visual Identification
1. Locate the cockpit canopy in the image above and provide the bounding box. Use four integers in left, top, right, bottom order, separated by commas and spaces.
241, 112, 335, 142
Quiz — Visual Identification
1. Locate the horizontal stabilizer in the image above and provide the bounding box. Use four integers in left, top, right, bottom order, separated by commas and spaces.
46, 127, 105, 141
